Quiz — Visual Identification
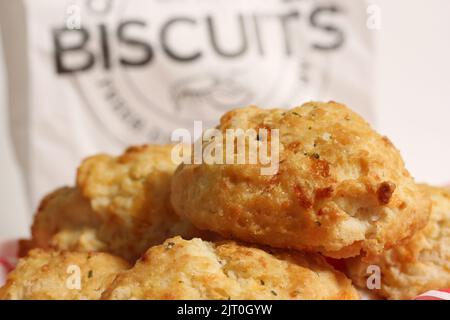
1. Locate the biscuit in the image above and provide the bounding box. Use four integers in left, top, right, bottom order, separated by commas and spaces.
24, 187, 106, 255
102, 236, 359, 300
345, 185, 450, 299
0, 249, 130, 300
25, 145, 204, 262
171, 102, 430, 258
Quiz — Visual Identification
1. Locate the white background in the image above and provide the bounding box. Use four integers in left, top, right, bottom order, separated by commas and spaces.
1, 0, 450, 238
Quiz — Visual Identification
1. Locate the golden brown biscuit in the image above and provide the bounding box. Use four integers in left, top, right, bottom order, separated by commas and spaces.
25, 145, 204, 262
102, 236, 359, 300
76, 144, 202, 261
345, 185, 450, 300
22, 187, 106, 255
171, 102, 430, 258
0, 249, 130, 300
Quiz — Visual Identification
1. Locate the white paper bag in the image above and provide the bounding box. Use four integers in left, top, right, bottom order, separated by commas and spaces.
0, 0, 375, 210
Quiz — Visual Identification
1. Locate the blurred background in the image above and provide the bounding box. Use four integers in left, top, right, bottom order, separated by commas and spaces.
1, 0, 450, 238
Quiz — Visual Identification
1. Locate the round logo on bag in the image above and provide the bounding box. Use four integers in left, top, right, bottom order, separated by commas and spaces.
55, 0, 345, 144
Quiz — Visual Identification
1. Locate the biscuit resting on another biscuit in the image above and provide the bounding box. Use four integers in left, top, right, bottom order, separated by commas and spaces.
23, 145, 203, 262
102, 236, 359, 300
0, 249, 130, 300
171, 102, 430, 258
346, 185, 450, 299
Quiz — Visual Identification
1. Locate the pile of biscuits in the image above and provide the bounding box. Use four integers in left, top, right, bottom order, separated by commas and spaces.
1, 101, 448, 300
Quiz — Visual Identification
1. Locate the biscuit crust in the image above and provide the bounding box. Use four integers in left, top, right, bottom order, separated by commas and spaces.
0, 249, 130, 300
102, 237, 359, 300
26, 187, 106, 254
25, 145, 203, 262
171, 102, 430, 258
345, 185, 450, 300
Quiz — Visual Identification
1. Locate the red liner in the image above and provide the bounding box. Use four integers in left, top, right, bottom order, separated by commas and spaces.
415, 289, 450, 300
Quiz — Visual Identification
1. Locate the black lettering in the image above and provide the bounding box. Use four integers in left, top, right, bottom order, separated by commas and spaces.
118, 20, 153, 67
160, 17, 201, 62
99, 24, 111, 70
279, 11, 300, 55
310, 6, 345, 51
207, 15, 248, 58
53, 27, 95, 74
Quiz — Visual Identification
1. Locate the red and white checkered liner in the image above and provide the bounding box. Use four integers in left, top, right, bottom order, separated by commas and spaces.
0, 258, 14, 285
0, 240, 18, 287
0, 239, 448, 299
415, 289, 450, 300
